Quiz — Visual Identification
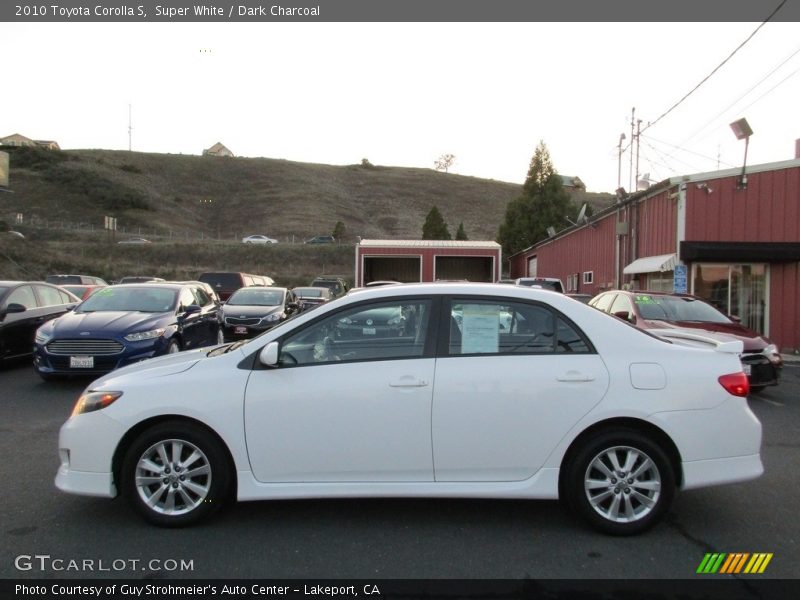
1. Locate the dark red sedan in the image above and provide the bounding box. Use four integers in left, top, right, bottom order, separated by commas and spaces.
589, 290, 782, 391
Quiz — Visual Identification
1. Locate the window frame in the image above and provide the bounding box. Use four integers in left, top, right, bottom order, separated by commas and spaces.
436, 295, 596, 358
269, 295, 441, 369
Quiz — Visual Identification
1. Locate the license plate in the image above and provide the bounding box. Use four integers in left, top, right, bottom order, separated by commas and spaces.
362, 327, 376, 335
70, 356, 94, 368
235, 326, 248, 334
743, 364, 752, 375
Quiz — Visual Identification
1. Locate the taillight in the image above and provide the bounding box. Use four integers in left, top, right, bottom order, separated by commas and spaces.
718, 372, 749, 397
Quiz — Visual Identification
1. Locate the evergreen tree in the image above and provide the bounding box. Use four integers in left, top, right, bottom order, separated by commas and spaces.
332, 220, 346, 241
422, 206, 451, 240
455, 222, 468, 240
497, 141, 575, 256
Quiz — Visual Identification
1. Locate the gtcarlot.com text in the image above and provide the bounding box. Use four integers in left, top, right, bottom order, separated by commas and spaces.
14, 554, 193, 573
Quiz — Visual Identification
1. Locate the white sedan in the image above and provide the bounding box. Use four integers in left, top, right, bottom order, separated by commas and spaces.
241, 235, 278, 244
55, 283, 762, 534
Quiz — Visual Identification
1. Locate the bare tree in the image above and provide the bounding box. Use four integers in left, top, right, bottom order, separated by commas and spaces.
434, 153, 456, 173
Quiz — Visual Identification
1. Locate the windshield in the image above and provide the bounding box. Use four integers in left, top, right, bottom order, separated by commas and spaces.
228, 288, 284, 306
634, 294, 731, 323
77, 287, 177, 313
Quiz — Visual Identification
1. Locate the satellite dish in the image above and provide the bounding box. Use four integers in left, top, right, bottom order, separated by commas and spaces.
546, 226, 557, 237
577, 203, 588, 224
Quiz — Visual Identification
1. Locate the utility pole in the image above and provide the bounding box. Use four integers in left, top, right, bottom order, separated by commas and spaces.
635, 119, 642, 189
617, 133, 626, 189
128, 104, 133, 151
629, 107, 635, 192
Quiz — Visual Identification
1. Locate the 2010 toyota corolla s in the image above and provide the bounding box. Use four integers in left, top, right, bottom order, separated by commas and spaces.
55, 283, 763, 534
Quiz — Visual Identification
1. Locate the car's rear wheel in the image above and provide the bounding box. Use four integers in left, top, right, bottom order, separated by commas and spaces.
121, 421, 231, 527
565, 429, 675, 535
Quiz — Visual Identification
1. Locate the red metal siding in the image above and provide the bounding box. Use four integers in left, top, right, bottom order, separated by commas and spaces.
635, 189, 677, 257
522, 213, 618, 294
686, 169, 800, 242
770, 262, 800, 351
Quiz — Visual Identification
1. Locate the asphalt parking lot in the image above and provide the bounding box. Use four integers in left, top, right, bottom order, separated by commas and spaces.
0, 359, 797, 580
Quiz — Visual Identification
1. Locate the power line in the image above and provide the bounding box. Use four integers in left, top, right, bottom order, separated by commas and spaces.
642, 134, 737, 169
679, 44, 800, 147
640, 0, 788, 136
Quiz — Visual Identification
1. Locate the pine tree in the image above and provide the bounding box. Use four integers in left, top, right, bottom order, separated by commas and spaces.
422, 206, 451, 240
455, 222, 468, 240
497, 141, 575, 256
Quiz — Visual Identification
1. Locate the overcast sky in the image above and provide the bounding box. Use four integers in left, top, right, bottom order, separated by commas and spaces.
3, 21, 800, 192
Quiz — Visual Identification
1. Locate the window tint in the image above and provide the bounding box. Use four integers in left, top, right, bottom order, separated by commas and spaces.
609, 295, 634, 320
6, 286, 37, 309
35, 285, 66, 307
591, 293, 615, 312
178, 289, 196, 311
280, 299, 431, 365
448, 300, 592, 356
192, 287, 212, 307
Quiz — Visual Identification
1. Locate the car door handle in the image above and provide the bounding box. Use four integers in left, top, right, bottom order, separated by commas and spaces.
389, 377, 429, 388
556, 371, 595, 382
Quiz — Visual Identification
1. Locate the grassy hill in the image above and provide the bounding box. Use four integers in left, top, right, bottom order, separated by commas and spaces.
0, 146, 614, 284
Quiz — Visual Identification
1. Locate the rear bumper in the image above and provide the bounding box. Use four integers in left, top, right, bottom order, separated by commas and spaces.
682, 454, 763, 490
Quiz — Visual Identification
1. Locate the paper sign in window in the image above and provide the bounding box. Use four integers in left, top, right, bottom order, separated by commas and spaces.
461, 304, 500, 354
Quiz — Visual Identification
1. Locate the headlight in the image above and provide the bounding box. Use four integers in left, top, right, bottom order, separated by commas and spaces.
71, 391, 123, 416
124, 328, 166, 342
35, 327, 53, 344
262, 313, 282, 323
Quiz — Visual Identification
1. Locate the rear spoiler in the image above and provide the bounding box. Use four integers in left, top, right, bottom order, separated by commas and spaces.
652, 330, 744, 354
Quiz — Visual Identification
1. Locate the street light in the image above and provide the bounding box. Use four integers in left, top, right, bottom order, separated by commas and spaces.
729, 118, 753, 190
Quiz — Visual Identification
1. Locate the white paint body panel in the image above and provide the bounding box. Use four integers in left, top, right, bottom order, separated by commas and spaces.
55, 284, 763, 508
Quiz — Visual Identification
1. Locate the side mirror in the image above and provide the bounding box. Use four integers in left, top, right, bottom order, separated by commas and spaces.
729, 314, 741, 323
5, 303, 26, 314
182, 304, 201, 315
259, 341, 280, 367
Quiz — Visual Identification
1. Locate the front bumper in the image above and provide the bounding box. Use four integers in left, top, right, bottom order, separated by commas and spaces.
55, 410, 126, 498
34, 338, 166, 376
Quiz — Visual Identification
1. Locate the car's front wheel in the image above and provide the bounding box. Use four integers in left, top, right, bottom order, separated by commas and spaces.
565, 429, 675, 535
121, 421, 232, 527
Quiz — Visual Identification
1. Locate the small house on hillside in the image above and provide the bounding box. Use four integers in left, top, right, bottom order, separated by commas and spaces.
1, 133, 60, 150
559, 175, 586, 191
203, 142, 234, 157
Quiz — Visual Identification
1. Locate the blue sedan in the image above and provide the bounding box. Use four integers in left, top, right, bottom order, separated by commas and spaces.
33, 283, 223, 380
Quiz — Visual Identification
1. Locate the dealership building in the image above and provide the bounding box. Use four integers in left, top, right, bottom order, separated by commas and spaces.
508, 157, 800, 352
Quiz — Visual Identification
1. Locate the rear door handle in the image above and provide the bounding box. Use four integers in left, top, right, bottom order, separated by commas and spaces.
557, 371, 595, 382
389, 377, 429, 388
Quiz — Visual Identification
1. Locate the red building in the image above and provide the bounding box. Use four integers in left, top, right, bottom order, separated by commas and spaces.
355, 240, 502, 287
509, 158, 800, 352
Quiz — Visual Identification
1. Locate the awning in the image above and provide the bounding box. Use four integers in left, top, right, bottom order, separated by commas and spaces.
623, 253, 677, 275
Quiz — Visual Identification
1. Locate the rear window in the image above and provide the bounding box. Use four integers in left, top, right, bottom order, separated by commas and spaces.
198, 273, 244, 289
46, 275, 82, 285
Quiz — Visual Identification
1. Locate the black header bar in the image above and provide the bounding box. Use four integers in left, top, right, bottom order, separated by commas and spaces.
4, 0, 800, 23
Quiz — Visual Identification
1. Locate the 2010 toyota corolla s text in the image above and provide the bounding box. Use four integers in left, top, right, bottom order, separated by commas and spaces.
55, 283, 763, 535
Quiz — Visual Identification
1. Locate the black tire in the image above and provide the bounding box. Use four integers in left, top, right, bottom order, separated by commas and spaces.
564, 429, 675, 535
121, 421, 232, 527
166, 338, 181, 354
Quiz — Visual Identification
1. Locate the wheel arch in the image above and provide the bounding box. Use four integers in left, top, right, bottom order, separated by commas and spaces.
557, 417, 683, 499
112, 415, 237, 499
